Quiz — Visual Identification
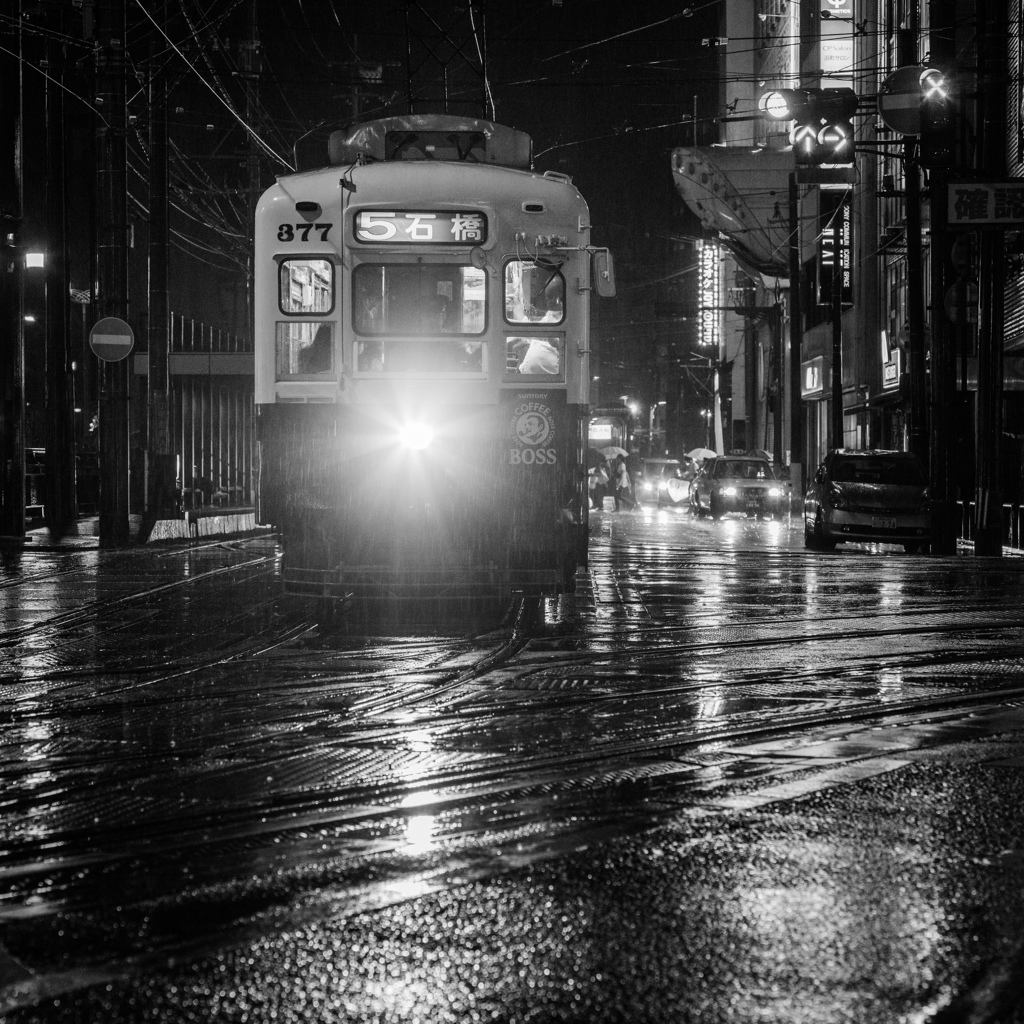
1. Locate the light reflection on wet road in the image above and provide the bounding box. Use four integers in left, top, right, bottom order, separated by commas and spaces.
3, 510, 1024, 1021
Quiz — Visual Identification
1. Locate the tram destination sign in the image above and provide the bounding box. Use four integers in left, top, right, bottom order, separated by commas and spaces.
354, 210, 487, 244
948, 181, 1024, 228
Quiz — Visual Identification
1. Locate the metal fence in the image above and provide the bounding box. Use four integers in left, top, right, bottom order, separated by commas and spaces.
956, 501, 1024, 553
165, 314, 254, 510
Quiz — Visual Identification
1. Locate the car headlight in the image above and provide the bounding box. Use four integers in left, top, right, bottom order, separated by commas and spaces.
768, 486, 781, 497
720, 486, 737, 497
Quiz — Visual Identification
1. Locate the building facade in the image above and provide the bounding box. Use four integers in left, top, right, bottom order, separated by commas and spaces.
672, 0, 1023, 543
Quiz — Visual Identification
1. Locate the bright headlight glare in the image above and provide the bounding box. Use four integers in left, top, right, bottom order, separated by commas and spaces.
722, 486, 737, 496
398, 422, 433, 451
769, 486, 781, 497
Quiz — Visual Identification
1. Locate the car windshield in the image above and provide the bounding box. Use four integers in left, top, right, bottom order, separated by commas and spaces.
713, 460, 773, 480
831, 456, 925, 486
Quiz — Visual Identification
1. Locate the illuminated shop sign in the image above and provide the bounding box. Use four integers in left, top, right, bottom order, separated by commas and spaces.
820, 0, 854, 74
354, 210, 488, 244
697, 239, 721, 352
818, 188, 853, 307
820, 0, 853, 18
883, 349, 901, 388
802, 355, 825, 397
821, 37, 854, 72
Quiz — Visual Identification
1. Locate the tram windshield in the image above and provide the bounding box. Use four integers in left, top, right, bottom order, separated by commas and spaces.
504, 260, 564, 324
353, 264, 485, 336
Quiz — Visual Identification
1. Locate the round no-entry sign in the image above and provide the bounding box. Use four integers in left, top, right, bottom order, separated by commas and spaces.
89, 316, 135, 361
877, 66, 925, 136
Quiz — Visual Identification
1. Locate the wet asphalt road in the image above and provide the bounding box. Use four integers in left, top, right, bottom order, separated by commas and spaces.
3, 505, 1024, 1022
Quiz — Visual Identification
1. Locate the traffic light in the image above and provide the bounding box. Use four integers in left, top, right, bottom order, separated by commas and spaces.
919, 68, 955, 168
758, 87, 858, 165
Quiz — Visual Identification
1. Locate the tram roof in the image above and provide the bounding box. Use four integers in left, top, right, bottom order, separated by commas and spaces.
328, 115, 532, 171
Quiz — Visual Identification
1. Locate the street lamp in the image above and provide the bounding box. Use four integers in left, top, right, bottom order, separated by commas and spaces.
25, 252, 45, 269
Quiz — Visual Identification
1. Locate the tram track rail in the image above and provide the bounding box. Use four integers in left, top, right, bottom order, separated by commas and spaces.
0, 555, 279, 649
3, 675, 1024, 903
3, 541, 1024, 937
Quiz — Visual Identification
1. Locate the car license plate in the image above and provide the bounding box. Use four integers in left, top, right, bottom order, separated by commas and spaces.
745, 501, 760, 510
872, 516, 897, 529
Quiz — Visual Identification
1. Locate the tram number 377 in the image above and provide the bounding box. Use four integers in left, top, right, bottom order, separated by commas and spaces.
277, 223, 334, 242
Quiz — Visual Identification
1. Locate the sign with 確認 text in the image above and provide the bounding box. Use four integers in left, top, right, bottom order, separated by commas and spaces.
947, 182, 1024, 227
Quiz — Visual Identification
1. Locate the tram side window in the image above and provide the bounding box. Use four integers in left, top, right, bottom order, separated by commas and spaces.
505, 335, 564, 379
504, 260, 565, 325
279, 258, 333, 314
276, 322, 334, 377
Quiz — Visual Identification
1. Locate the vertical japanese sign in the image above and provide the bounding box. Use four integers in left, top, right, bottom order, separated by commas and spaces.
818, 188, 853, 306
697, 238, 721, 352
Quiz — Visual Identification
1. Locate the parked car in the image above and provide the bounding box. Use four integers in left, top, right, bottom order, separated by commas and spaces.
636, 457, 694, 506
688, 455, 785, 519
803, 449, 931, 552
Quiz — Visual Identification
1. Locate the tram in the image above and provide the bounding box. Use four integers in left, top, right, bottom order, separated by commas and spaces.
253, 114, 615, 606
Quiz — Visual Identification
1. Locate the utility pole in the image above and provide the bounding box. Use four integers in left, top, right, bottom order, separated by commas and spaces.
972, 0, 1007, 556
830, 207, 844, 449
772, 303, 783, 465
146, 43, 174, 516
901, 0, 929, 470
0, 3, 25, 541
788, 171, 804, 496
94, 0, 131, 546
924, 0, 958, 555
45, 34, 77, 537
240, 0, 260, 338
904, 151, 929, 465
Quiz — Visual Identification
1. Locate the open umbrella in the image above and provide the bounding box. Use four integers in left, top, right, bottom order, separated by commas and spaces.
600, 445, 629, 460
587, 448, 607, 468
687, 447, 717, 461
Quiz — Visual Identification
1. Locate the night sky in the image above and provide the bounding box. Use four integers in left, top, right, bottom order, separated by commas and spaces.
9, 0, 722, 442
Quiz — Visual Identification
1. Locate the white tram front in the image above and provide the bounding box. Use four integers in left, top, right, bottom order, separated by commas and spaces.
253, 114, 615, 604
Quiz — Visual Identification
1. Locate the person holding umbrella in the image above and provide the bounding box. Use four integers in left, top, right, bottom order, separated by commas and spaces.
613, 455, 635, 511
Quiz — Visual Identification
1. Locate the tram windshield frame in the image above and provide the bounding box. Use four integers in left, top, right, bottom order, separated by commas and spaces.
351, 261, 487, 376
352, 263, 486, 337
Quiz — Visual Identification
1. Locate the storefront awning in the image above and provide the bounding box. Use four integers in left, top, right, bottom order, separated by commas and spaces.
671, 146, 805, 280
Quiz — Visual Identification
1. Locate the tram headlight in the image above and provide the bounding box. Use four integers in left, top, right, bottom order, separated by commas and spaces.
397, 421, 434, 451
